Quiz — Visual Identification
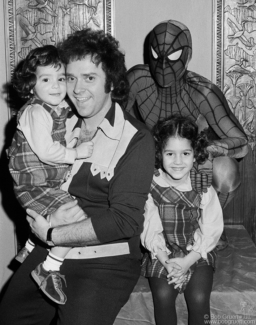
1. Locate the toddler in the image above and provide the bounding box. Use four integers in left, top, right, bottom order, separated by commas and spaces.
9, 45, 93, 305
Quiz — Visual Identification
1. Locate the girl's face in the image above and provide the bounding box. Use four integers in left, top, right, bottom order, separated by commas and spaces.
162, 136, 195, 185
32, 64, 66, 107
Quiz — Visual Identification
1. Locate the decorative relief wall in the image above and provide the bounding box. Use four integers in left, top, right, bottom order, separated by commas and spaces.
213, 0, 256, 151
4, 0, 114, 80
213, 0, 256, 244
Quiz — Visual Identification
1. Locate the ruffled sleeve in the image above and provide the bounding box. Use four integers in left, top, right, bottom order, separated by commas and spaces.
140, 193, 170, 258
187, 186, 224, 259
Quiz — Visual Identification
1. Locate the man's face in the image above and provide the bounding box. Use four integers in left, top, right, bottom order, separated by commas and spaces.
66, 55, 112, 119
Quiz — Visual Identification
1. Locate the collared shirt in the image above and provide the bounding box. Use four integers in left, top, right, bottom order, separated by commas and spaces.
62, 102, 155, 259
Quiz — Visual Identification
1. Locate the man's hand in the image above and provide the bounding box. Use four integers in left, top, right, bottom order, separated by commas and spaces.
26, 209, 50, 243
26, 201, 88, 245
50, 200, 87, 227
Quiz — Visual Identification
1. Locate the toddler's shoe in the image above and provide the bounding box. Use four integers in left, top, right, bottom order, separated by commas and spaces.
15, 247, 30, 263
31, 263, 67, 305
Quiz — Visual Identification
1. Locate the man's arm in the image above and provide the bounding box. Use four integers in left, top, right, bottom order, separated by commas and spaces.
51, 218, 99, 246
27, 206, 99, 246
27, 126, 155, 247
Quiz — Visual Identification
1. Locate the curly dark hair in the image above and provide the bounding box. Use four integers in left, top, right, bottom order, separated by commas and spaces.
12, 45, 63, 100
153, 114, 209, 168
57, 28, 129, 104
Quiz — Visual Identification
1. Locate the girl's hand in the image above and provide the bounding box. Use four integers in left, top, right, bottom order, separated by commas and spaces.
168, 273, 187, 287
166, 257, 190, 278
164, 261, 182, 275
165, 258, 188, 289
166, 251, 201, 287
76, 141, 94, 159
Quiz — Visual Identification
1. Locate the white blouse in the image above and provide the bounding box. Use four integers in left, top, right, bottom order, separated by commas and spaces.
18, 101, 78, 165
140, 170, 224, 259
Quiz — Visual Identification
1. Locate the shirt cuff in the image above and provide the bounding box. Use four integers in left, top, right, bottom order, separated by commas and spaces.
64, 148, 77, 164
186, 233, 207, 259
150, 238, 171, 259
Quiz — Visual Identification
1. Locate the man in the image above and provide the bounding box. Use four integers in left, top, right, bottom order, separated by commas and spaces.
0, 29, 155, 325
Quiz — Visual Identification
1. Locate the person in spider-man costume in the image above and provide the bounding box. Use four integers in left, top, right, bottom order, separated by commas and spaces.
124, 20, 248, 249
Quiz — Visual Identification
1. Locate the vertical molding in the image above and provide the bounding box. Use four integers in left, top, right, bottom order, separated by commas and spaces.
0, 0, 17, 291
212, 0, 223, 89
106, 0, 114, 35
4, 0, 15, 82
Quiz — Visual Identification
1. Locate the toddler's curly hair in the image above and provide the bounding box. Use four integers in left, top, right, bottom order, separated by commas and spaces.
12, 45, 63, 99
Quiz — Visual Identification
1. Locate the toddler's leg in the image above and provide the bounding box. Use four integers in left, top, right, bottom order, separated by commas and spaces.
43, 247, 71, 271
31, 247, 72, 305
15, 237, 35, 263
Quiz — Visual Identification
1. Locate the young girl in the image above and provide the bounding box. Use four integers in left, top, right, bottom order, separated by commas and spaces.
9, 45, 93, 305
140, 115, 223, 325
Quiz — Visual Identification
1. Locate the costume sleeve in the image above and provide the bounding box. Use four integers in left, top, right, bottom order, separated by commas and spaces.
124, 65, 154, 118
187, 186, 224, 259
91, 128, 155, 244
196, 80, 248, 159
19, 104, 77, 165
140, 193, 170, 258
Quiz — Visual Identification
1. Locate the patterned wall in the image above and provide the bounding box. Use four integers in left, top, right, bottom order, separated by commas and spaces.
214, 0, 256, 243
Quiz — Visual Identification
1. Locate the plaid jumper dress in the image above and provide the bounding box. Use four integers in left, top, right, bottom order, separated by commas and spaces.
8, 98, 75, 216
141, 172, 217, 288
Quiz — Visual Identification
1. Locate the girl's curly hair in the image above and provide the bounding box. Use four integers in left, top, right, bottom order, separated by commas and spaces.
153, 114, 209, 168
12, 45, 63, 99
57, 28, 129, 105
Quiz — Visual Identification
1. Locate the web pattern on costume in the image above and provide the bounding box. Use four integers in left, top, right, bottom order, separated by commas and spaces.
125, 20, 248, 159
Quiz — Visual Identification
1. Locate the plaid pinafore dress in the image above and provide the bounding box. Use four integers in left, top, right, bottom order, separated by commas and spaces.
141, 172, 217, 281
8, 98, 74, 215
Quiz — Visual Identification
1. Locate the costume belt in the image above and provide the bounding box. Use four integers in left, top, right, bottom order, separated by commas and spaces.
65, 242, 130, 259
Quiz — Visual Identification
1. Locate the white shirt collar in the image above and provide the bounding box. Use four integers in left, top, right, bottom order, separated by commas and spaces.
153, 169, 192, 192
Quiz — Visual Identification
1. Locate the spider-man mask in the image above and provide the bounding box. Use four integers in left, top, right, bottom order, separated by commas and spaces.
149, 20, 192, 87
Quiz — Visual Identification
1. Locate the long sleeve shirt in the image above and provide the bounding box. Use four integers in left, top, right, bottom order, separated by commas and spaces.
141, 171, 223, 260
18, 100, 78, 165
8, 98, 81, 215
60, 102, 155, 259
